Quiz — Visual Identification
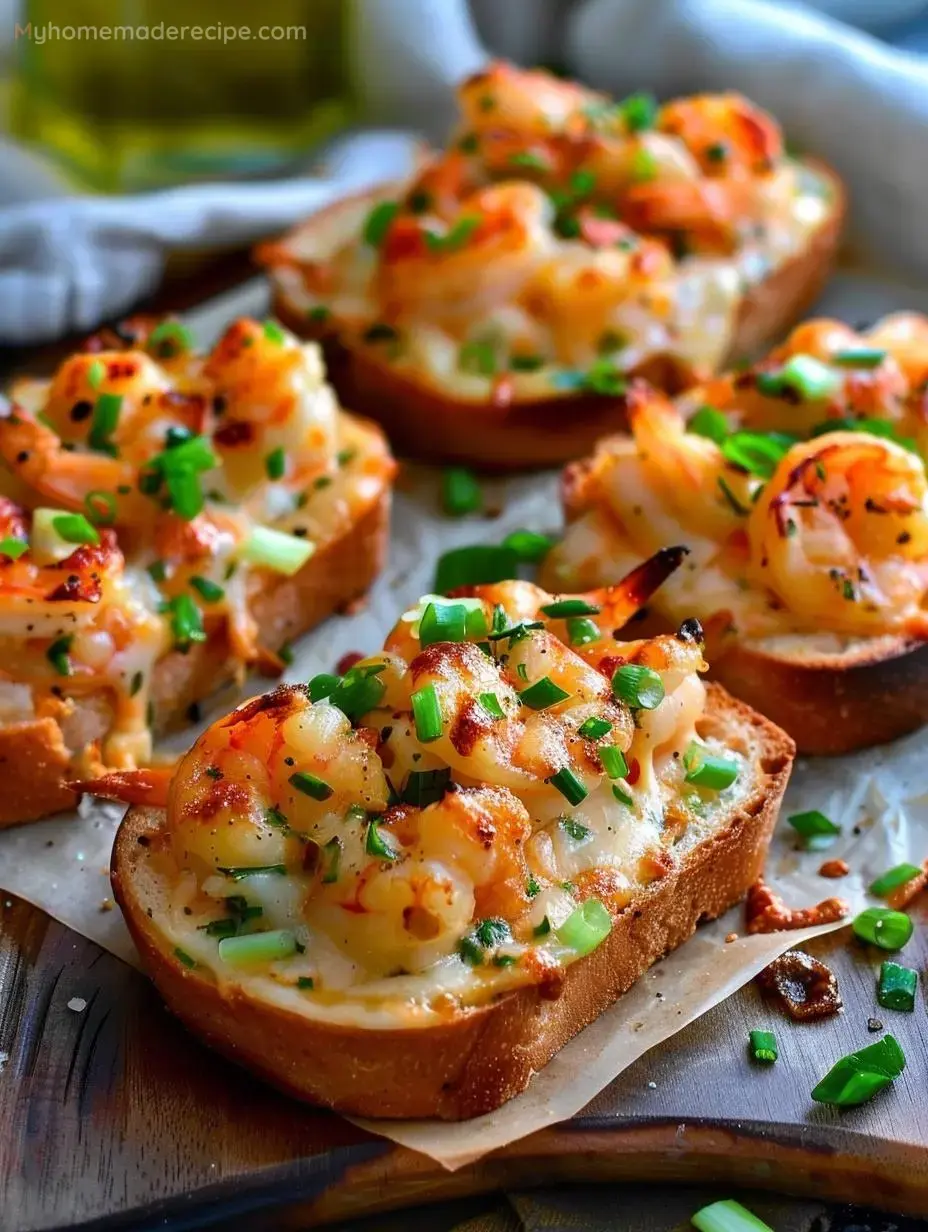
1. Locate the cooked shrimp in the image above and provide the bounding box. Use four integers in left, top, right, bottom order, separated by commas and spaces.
622, 177, 769, 253
458, 62, 605, 138
749, 433, 928, 635
658, 93, 783, 176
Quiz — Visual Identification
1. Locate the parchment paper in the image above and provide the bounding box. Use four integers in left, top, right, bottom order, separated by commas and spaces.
1, 270, 927, 1170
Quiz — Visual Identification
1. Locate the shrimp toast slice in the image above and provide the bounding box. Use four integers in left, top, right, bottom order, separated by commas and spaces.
257, 62, 843, 469
102, 561, 793, 1119
545, 322, 928, 754
0, 319, 395, 827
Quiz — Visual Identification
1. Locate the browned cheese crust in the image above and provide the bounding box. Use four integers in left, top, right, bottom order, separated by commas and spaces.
262, 163, 844, 471
111, 684, 794, 1121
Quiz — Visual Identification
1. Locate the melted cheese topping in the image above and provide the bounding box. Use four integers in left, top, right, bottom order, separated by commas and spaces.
137, 581, 766, 1027
0, 317, 394, 776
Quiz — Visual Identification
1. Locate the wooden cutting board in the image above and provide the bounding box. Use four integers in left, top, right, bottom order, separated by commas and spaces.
2, 891, 928, 1231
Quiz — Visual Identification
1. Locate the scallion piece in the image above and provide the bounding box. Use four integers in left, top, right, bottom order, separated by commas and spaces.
265, 447, 286, 480
832, 347, 886, 368
567, 616, 600, 646
478, 692, 505, 720
852, 907, 913, 951
174, 947, 197, 969
599, 745, 628, 779
86, 358, 105, 389
190, 576, 224, 603
411, 683, 443, 742
500, 529, 555, 562
433, 544, 518, 593
757, 353, 841, 401
323, 663, 388, 721
630, 146, 658, 183
612, 783, 633, 806
683, 745, 739, 790
419, 600, 468, 647
297, 976, 315, 990
786, 809, 840, 850
691, 1199, 774, 1232
749, 1029, 778, 1063
165, 594, 207, 651
687, 405, 728, 445
401, 767, 451, 807
556, 898, 611, 956
363, 200, 400, 247
546, 766, 588, 805
458, 339, 497, 377
620, 91, 657, 132
442, 466, 482, 516
811, 1034, 905, 1107
217, 864, 287, 880
46, 635, 73, 677
308, 673, 341, 702
365, 818, 400, 861
88, 392, 123, 454
519, 676, 570, 710
0, 536, 27, 560
578, 716, 611, 741
877, 960, 918, 1012
870, 863, 922, 898
321, 837, 342, 884
84, 490, 117, 526
148, 320, 194, 357
289, 771, 333, 801
721, 431, 793, 479
218, 929, 298, 966
612, 664, 664, 709
238, 526, 315, 576
540, 598, 601, 619
51, 513, 99, 546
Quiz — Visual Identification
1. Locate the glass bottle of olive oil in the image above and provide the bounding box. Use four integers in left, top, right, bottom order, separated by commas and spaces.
10, 0, 353, 191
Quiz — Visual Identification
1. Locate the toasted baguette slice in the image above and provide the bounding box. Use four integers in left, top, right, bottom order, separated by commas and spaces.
260, 163, 843, 470
111, 683, 793, 1121
0, 448, 391, 830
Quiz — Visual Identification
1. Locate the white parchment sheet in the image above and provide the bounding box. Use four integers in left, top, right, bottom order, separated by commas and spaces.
1, 269, 927, 1169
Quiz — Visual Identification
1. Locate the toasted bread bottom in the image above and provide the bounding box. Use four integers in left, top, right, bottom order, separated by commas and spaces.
0, 480, 391, 830
111, 684, 793, 1120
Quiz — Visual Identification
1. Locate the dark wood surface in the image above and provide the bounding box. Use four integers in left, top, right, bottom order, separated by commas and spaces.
3, 889, 928, 1232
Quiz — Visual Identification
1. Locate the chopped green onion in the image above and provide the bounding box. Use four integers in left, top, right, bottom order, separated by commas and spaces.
756, 354, 841, 401
546, 766, 588, 805
366, 819, 400, 861
717, 476, 750, 516
217, 864, 287, 880
321, 837, 342, 884
190, 576, 224, 603
202, 918, 238, 940
560, 817, 591, 845
553, 356, 626, 396
401, 767, 452, 807
88, 392, 123, 454
877, 960, 918, 1012
148, 320, 194, 357
500, 529, 555, 563
478, 692, 506, 720
424, 215, 482, 252
630, 147, 658, 183
749, 1029, 778, 1063
599, 745, 628, 779
411, 683, 443, 743
519, 676, 570, 710
363, 200, 400, 247
419, 600, 468, 647
147, 560, 167, 583
683, 744, 739, 790
167, 469, 206, 520
265, 447, 286, 480
46, 635, 73, 677
459, 917, 513, 965
458, 340, 497, 377
238, 526, 315, 576
852, 907, 914, 951
612, 664, 664, 709
321, 663, 388, 721
612, 783, 633, 807
86, 358, 105, 390
692, 1199, 774, 1232
84, 490, 117, 526
174, 947, 197, 969
510, 354, 545, 372
262, 320, 286, 345
441, 467, 482, 516
434, 544, 518, 593
533, 916, 551, 937
556, 898, 611, 956
218, 929, 298, 966
307, 305, 331, 323
870, 863, 922, 898
832, 347, 886, 368
297, 976, 315, 990
687, 405, 729, 445
0, 536, 27, 560
288, 771, 333, 801
786, 809, 840, 850
541, 598, 601, 619
308, 673, 341, 702
465, 606, 489, 639
706, 142, 729, 163
811, 1034, 905, 1107
721, 431, 794, 479
165, 594, 207, 651
508, 150, 550, 171
578, 716, 611, 741
51, 513, 99, 546
566, 616, 600, 646
620, 92, 657, 132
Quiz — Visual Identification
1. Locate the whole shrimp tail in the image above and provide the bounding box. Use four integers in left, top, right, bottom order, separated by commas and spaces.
582, 546, 690, 628
70, 767, 174, 809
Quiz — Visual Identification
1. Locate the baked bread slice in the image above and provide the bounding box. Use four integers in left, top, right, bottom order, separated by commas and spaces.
0, 317, 395, 827
103, 563, 793, 1120
258, 62, 843, 469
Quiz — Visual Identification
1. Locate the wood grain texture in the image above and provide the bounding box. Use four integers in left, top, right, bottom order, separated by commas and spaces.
2, 895, 928, 1231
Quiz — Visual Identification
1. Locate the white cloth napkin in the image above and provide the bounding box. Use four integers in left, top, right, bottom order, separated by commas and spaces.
2, 0, 928, 344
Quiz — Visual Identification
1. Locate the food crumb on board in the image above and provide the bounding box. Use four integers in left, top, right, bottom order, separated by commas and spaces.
647, 1081, 657, 1089
867, 1017, 884, 1033
67, 998, 87, 1013
725, 932, 739, 943
99, 898, 113, 912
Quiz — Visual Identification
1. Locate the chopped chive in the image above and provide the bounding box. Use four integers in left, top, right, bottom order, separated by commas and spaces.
852, 907, 913, 951
478, 692, 505, 720
756, 353, 841, 401
308, 673, 340, 702
217, 864, 287, 880
321, 837, 342, 884
0, 536, 27, 560
683, 744, 739, 790
749, 1029, 778, 1063
319, 663, 387, 721
508, 150, 550, 171
692, 1199, 774, 1232
811, 1034, 905, 1107
705, 142, 729, 163
401, 767, 452, 807
878, 961, 917, 1012
546, 766, 588, 805
238, 526, 315, 576
174, 947, 197, 969
612, 783, 633, 806
148, 320, 194, 357
534, 916, 551, 937
218, 929, 298, 966
870, 863, 922, 898
419, 600, 468, 647
424, 214, 481, 252
51, 513, 99, 546
265, 447, 286, 480
721, 431, 794, 479
612, 664, 664, 709
540, 598, 601, 619
190, 576, 224, 603
578, 716, 611, 741
599, 745, 628, 779
520, 676, 570, 710
786, 809, 840, 850
86, 358, 105, 390
434, 544, 518, 593
297, 976, 315, 990
832, 347, 886, 368
46, 635, 73, 677
88, 392, 122, 454
717, 475, 750, 516
363, 200, 400, 247
560, 816, 591, 843
510, 354, 545, 372
147, 559, 167, 583
202, 918, 238, 939
441, 466, 482, 516
84, 489, 117, 526
165, 593, 206, 651
630, 147, 658, 183
458, 339, 497, 377
289, 771, 333, 801
366, 818, 400, 861
411, 683, 443, 742
620, 91, 657, 132
556, 898, 611, 956
687, 405, 728, 444
566, 616, 600, 646
262, 320, 286, 344
307, 305, 331, 323
130, 671, 144, 697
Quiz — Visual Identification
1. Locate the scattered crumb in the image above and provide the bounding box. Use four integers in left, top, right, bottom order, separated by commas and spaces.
45, 840, 54, 848
655, 991, 664, 999
818, 859, 850, 879
99, 898, 113, 913
725, 932, 739, 943
67, 997, 87, 1013
484, 504, 503, 520
647, 1081, 657, 1089
867, 1017, 884, 1033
